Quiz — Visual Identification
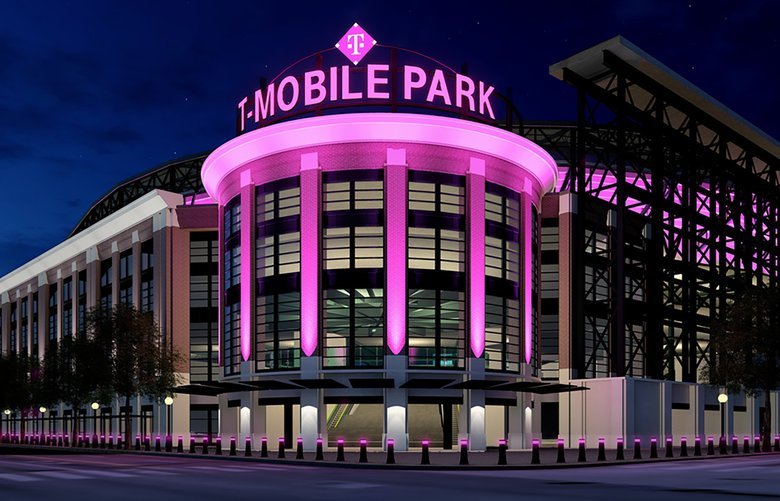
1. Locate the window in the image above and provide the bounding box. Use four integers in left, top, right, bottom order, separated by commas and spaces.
9, 303, 16, 353
323, 227, 383, 270
256, 292, 300, 370
78, 270, 87, 336
62, 277, 72, 337
324, 180, 383, 211
223, 197, 241, 376
140, 239, 154, 313
48, 284, 57, 342
323, 288, 383, 368
408, 228, 464, 272
485, 295, 520, 372
119, 250, 133, 306
20, 298, 28, 353
31, 293, 38, 357
409, 181, 464, 214
190, 232, 219, 382
257, 232, 301, 277
408, 289, 464, 368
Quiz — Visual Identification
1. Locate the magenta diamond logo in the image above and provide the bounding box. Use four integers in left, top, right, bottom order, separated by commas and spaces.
335, 22, 377, 65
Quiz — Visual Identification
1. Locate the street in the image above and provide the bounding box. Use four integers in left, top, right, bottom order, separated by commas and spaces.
0, 452, 778, 500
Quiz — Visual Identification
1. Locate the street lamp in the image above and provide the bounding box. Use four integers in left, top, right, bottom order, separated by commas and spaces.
39, 407, 47, 437
718, 392, 728, 439
164, 396, 173, 438
91, 402, 99, 440
3, 409, 9, 436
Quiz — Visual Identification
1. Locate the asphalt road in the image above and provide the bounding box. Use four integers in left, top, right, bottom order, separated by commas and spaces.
0, 452, 778, 500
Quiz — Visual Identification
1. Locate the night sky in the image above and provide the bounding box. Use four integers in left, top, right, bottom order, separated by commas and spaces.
1, 0, 778, 276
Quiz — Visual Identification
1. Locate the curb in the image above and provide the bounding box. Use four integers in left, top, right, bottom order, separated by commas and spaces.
3, 444, 779, 471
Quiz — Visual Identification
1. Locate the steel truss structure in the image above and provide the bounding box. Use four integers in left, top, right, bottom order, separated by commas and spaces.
533, 45, 780, 383
70, 152, 209, 237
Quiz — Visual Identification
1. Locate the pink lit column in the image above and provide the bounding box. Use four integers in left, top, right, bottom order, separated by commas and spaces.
300, 153, 321, 358
521, 183, 534, 366
299, 152, 322, 452
467, 157, 486, 452
385, 148, 409, 451
239, 170, 254, 363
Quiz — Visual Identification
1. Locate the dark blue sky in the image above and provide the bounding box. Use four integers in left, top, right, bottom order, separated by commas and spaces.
1, 0, 778, 276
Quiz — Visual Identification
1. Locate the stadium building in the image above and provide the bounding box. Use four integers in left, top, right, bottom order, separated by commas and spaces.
1, 29, 778, 451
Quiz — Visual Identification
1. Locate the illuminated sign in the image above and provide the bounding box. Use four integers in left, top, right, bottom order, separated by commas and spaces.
236, 23, 499, 133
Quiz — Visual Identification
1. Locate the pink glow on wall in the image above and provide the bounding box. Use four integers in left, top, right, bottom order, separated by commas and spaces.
217, 204, 223, 367
469, 158, 486, 358
239, 173, 253, 362
300, 153, 320, 357
521, 191, 533, 365
386, 151, 407, 355
201, 113, 558, 203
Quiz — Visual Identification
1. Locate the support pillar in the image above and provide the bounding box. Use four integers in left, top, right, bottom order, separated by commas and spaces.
384, 355, 408, 451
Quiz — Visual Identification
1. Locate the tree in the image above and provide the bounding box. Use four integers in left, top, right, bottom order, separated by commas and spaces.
88, 304, 181, 450
57, 335, 105, 445
705, 288, 780, 452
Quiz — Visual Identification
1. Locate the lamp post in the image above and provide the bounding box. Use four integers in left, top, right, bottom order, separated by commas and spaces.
718, 392, 728, 439
39, 407, 47, 438
3, 409, 10, 435
91, 402, 99, 439
164, 396, 173, 438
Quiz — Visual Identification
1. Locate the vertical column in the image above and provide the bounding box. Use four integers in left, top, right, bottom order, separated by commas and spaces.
218, 204, 224, 368
55, 271, 63, 343
467, 158, 486, 451
299, 152, 321, 451
131, 231, 141, 308
111, 242, 120, 307
385, 148, 407, 355
468, 158, 485, 358
299, 152, 320, 358
70, 264, 78, 339
38, 277, 48, 357
1, 295, 9, 355
240, 170, 254, 363
520, 181, 534, 365
86, 247, 99, 310
385, 149, 409, 450
26, 289, 33, 356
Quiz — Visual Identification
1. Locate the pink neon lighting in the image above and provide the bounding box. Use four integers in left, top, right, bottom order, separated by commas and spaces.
279, 437, 285, 443
335, 23, 376, 65
386, 158, 407, 354
387, 438, 394, 445
598, 437, 605, 443
421, 440, 430, 446
469, 159, 486, 358
240, 180, 253, 362
499, 439, 506, 446
522, 193, 533, 364
217, 205, 223, 367
201, 113, 558, 202
337, 439, 345, 444
300, 154, 320, 357
360, 439, 367, 445
461, 439, 469, 446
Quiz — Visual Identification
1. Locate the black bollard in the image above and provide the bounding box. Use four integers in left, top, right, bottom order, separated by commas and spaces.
531, 439, 541, 465
92, 434, 99, 448
680, 437, 688, 457
387, 438, 396, 464
226, 436, 234, 456
597, 438, 606, 461
108, 435, 114, 450
774, 436, 780, 452
155, 435, 161, 452
58, 435, 64, 447
732, 436, 739, 454
707, 436, 714, 456
165, 435, 172, 453
650, 438, 658, 458
336, 439, 345, 462
743, 436, 749, 454
64, 435, 70, 447
260, 436, 268, 458
296, 437, 304, 459
277, 437, 285, 459
556, 438, 565, 463
577, 438, 586, 462
719, 436, 727, 455
459, 439, 469, 465
753, 436, 761, 453
215, 436, 222, 456
633, 438, 642, 460
498, 439, 508, 465
421, 439, 430, 465
117, 436, 123, 449
189, 436, 196, 454
665, 437, 673, 458
100, 435, 106, 449
245, 436, 252, 457
359, 438, 369, 463
202, 437, 209, 455
177, 436, 183, 453
315, 438, 324, 460
694, 437, 702, 456
616, 438, 625, 460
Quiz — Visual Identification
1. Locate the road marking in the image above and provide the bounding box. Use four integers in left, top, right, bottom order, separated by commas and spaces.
0, 473, 38, 482
34, 471, 92, 480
